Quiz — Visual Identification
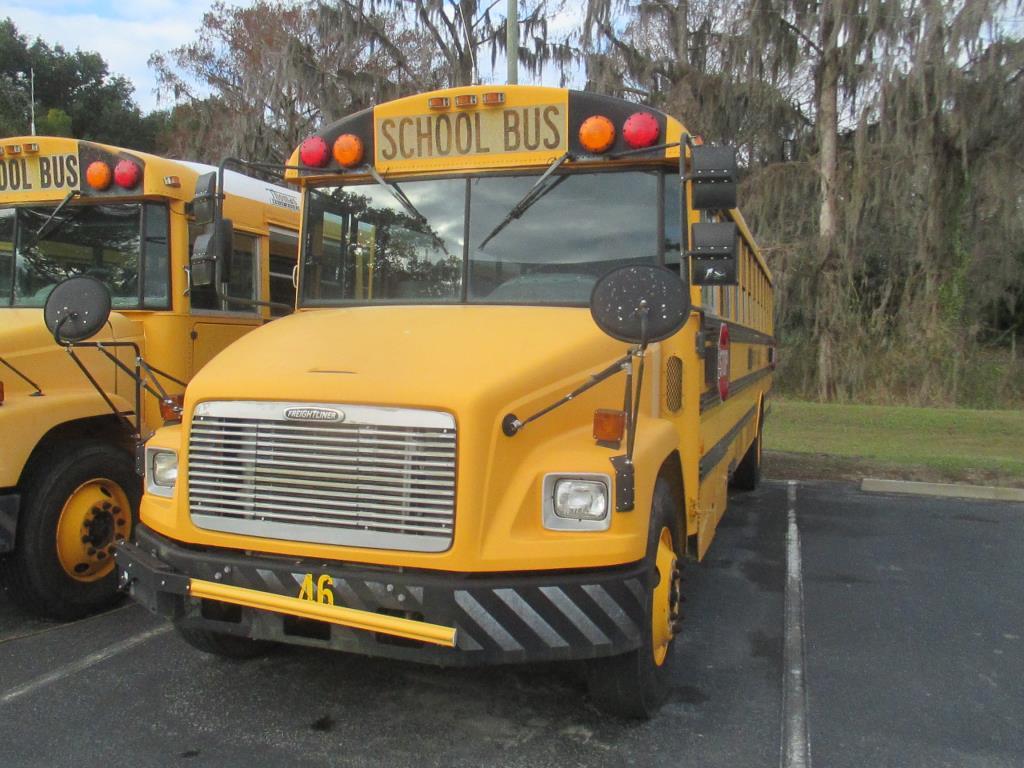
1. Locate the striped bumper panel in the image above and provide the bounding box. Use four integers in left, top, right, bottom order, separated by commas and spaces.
126, 526, 647, 665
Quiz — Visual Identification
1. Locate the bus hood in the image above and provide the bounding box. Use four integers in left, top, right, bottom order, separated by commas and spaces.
186, 305, 627, 417
0, 308, 143, 397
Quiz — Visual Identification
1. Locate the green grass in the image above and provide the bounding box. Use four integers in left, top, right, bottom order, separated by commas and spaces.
764, 398, 1024, 485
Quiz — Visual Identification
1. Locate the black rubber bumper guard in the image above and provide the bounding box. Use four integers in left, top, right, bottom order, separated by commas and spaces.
116, 525, 649, 666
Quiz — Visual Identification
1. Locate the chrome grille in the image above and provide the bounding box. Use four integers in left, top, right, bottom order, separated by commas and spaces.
187, 401, 456, 552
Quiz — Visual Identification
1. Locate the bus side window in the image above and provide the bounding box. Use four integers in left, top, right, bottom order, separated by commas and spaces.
269, 229, 298, 316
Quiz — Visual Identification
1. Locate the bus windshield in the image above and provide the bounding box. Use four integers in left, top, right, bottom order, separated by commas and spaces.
0, 202, 169, 309
301, 169, 676, 307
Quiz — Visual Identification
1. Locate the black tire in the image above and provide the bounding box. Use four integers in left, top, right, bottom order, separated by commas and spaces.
175, 624, 273, 659
1, 440, 140, 620
586, 477, 683, 719
731, 419, 762, 491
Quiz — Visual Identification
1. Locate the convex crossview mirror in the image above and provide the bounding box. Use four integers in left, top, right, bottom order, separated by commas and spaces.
590, 265, 691, 345
43, 276, 113, 343
690, 222, 739, 286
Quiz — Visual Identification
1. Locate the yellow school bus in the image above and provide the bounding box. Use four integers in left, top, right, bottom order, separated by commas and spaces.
118, 86, 774, 717
0, 136, 300, 619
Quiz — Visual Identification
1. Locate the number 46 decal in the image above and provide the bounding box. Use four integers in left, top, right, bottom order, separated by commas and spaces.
297, 573, 335, 605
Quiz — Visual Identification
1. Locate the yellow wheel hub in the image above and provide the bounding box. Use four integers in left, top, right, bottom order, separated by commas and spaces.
651, 526, 681, 666
56, 478, 132, 582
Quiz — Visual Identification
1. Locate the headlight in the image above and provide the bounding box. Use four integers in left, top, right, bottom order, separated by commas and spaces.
147, 448, 178, 497
543, 474, 611, 531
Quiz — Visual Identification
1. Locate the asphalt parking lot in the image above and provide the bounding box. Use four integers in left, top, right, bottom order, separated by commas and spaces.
1, 480, 1022, 768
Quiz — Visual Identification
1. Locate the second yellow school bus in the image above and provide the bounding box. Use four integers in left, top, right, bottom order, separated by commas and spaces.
0, 136, 300, 619
119, 86, 774, 717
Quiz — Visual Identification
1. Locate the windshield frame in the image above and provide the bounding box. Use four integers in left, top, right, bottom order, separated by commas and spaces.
0, 200, 171, 311
298, 164, 675, 309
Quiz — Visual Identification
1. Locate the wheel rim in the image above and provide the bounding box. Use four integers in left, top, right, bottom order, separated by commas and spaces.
56, 478, 132, 582
651, 526, 681, 666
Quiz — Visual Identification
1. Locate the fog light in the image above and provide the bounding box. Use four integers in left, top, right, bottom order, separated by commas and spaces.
554, 479, 608, 521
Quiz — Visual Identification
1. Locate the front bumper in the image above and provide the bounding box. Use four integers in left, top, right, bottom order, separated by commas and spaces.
117, 525, 649, 666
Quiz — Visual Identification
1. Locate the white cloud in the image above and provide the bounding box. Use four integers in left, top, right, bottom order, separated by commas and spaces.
5, 0, 212, 112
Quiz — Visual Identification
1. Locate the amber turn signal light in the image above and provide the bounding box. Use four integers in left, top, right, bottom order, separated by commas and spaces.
85, 161, 112, 190
579, 115, 616, 153
593, 409, 626, 442
333, 133, 364, 167
159, 394, 185, 422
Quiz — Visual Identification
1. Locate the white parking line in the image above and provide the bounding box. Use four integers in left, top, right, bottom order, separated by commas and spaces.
781, 480, 812, 768
0, 623, 171, 705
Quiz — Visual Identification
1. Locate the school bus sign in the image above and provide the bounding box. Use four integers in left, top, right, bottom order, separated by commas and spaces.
373, 88, 569, 172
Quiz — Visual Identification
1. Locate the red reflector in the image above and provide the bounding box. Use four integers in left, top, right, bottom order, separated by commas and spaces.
114, 160, 141, 189
622, 112, 660, 149
481, 92, 505, 105
593, 409, 626, 442
159, 394, 184, 422
428, 97, 450, 110
454, 94, 477, 107
86, 161, 112, 191
300, 136, 330, 168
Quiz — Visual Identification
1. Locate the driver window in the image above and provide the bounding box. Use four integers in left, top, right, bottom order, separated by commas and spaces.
0, 208, 13, 302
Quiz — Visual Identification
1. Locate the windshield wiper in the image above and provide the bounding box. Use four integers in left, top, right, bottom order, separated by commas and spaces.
359, 165, 450, 254
21, 191, 80, 250
477, 152, 574, 250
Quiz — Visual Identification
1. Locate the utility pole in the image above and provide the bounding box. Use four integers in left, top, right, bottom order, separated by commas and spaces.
506, 0, 518, 84
30, 67, 36, 136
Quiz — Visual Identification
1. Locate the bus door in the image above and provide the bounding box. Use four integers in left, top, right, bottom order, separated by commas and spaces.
189, 227, 261, 376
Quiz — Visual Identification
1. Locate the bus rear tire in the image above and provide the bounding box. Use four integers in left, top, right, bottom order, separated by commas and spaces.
585, 478, 682, 719
175, 624, 273, 659
731, 423, 762, 491
1, 440, 139, 621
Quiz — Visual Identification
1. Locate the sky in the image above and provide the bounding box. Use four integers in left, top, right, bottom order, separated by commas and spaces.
6, 0, 230, 113
5, 0, 583, 116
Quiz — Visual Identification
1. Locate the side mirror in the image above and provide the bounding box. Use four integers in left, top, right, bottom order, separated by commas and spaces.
689, 145, 737, 210
43, 276, 112, 343
192, 172, 218, 227
191, 218, 233, 288
591, 265, 691, 345
690, 222, 738, 286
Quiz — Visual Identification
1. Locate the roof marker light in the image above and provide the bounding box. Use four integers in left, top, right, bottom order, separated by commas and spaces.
6, 145, 22, 155
0, 147, 5, 157
622, 112, 660, 149
22, 143, 40, 153
579, 115, 616, 153
454, 94, 477, 108
300, 136, 330, 168
333, 134, 364, 168
428, 97, 451, 110
163, 175, 181, 188
481, 92, 505, 106
114, 160, 142, 189
85, 161, 112, 191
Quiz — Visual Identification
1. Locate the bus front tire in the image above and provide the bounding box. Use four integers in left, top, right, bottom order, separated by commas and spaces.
585, 478, 682, 719
1, 440, 139, 621
175, 624, 273, 659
